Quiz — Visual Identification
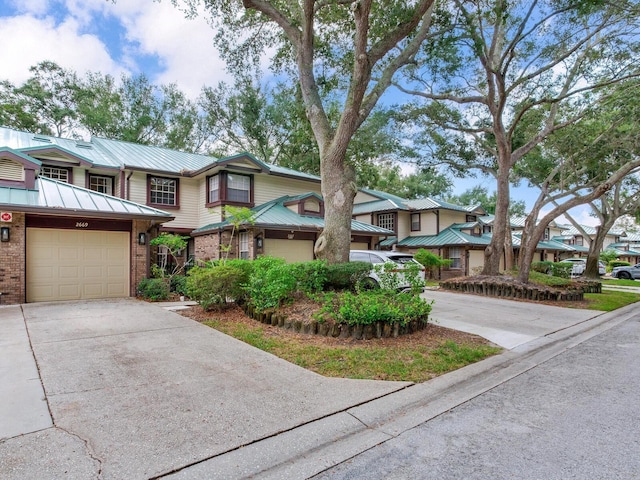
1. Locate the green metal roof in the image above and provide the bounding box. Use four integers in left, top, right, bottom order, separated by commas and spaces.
0, 126, 323, 183
352, 199, 407, 215
397, 227, 492, 248
0, 177, 173, 220
193, 194, 394, 235
379, 236, 397, 247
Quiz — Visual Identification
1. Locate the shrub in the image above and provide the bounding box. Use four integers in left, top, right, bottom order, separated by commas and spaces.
550, 262, 573, 278
186, 262, 251, 310
531, 261, 553, 274
324, 262, 371, 291
245, 256, 298, 312
336, 290, 433, 326
413, 249, 452, 279
371, 261, 425, 295
137, 277, 169, 301
289, 260, 328, 293
610, 260, 631, 269
170, 275, 188, 295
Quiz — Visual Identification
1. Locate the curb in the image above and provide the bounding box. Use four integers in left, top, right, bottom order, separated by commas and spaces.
159, 303, 639, 479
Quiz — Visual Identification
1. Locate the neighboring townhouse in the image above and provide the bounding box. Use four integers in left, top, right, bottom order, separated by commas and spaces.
352, 189, 490, 278
605, 230, 640, 263
0, 126, 392, 304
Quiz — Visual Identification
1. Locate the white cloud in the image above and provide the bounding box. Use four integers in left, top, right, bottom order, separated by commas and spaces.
0, 14, 125, 84
1, 0, 232, 99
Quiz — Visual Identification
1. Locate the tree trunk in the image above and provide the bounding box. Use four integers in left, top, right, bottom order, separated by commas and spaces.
517, 220, 544, 283
584, 224, 612, 279
314, 144, 357, 264
483, 164, 510, 275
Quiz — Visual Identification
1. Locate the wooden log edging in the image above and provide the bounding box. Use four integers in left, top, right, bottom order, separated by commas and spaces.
439, 278, 602, 301
242, 304, 428, 339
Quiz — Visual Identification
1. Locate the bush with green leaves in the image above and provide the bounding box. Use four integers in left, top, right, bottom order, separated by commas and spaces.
599, 250, 618, 266
336, 290, 432, 326
289, 260, 328, 293
550, 262, 573, 278
413, 249, 452, 279
170, 275, 188, 295
324, 261, 371, 291
371, 261, 425, 295
186, 261, 251, 310
609, 260, 631, 269
244, 256, 298, 312
531, 261, 553, 274
137, 277, 169, 301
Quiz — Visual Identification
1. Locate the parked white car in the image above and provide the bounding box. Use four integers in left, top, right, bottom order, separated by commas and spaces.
349, 250, 425, 291
560, 258, 586, 277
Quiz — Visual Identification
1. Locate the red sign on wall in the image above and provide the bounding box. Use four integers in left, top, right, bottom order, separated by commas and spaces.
0, 212, 12, 222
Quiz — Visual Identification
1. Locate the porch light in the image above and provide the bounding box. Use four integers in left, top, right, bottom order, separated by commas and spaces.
0, 226, 9, 242
256, 236, 263, 248
138, 232, 147, 245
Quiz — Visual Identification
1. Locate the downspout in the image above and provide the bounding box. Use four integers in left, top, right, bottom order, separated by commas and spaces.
126, 170, 134, 200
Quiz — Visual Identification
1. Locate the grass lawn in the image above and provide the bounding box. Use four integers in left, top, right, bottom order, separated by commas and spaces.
181, 305, 501, 383
583, 290, 640, 312
601, 278, 640, 287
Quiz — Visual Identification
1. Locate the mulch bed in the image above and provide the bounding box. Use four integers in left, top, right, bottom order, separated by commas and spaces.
178, 303, 495, 349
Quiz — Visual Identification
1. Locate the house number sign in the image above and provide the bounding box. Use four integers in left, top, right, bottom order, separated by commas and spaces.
75, 222, 90, 228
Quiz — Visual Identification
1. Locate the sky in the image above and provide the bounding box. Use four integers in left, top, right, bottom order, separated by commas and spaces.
0, 0, 599, 226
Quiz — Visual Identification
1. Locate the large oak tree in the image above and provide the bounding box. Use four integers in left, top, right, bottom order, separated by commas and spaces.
178, 0, 441, 263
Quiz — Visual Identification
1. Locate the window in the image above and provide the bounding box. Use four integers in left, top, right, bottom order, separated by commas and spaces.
483, 225, 492, 234
411, 213, 420, 231
377, 213, 395, 232
89, 175, 113, 195
149, 176, 178, 207
449, 247, 461, 269
466, 215, 477, 222
207, 172, 253, 206
543, 228, 550, 240
575, 236, 584, 246
227, 173, 250, 203
239, 232, 250, 259
209, 175, 220, 202
41, 166, 70, 183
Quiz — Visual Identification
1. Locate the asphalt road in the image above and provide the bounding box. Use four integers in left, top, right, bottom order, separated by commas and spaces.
313, 311, 640, 480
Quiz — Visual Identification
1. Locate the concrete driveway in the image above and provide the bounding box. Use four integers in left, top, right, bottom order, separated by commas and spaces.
423, 289, 600, 349
0, 299, 410, 479
0, 294, 610, 479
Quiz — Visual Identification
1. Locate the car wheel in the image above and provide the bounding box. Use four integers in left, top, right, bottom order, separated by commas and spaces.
619, 271, 632, 280
359, 277, 379, 290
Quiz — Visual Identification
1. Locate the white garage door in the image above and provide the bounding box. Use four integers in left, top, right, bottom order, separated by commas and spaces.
263, 238, 314, 263
27, 228, 130, 302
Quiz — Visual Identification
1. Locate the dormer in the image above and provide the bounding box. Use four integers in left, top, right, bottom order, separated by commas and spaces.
18, 145, 94, 184
0, 148, 41, 189
284, 193, 325, 217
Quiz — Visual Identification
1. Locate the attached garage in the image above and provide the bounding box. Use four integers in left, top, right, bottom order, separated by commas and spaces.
263, 238, 314, 262
26, 227, 130, 302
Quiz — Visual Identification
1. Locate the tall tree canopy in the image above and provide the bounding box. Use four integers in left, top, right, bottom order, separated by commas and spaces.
177, 0, 441, 263
397, 0, 640, 276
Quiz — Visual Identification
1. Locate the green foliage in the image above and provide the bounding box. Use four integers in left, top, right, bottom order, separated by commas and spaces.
245, 256, 297, 312
610, 260, 631, 269
137, 277, 169, 301
186, 262, 251, 310
150, 233, 189, 279
413, 249, 452, 279
336, 291, 433, 326
599, 250, 618, 266
550, 262, 573, 279
289, 260, 328, 294
531, 261, 554, 274
372, 261, 425, 295
324, 262, 372, 291
170, 275, 188, 295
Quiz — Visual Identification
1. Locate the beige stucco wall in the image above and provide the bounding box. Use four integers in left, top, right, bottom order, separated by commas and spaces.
468, 249, 485, 275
